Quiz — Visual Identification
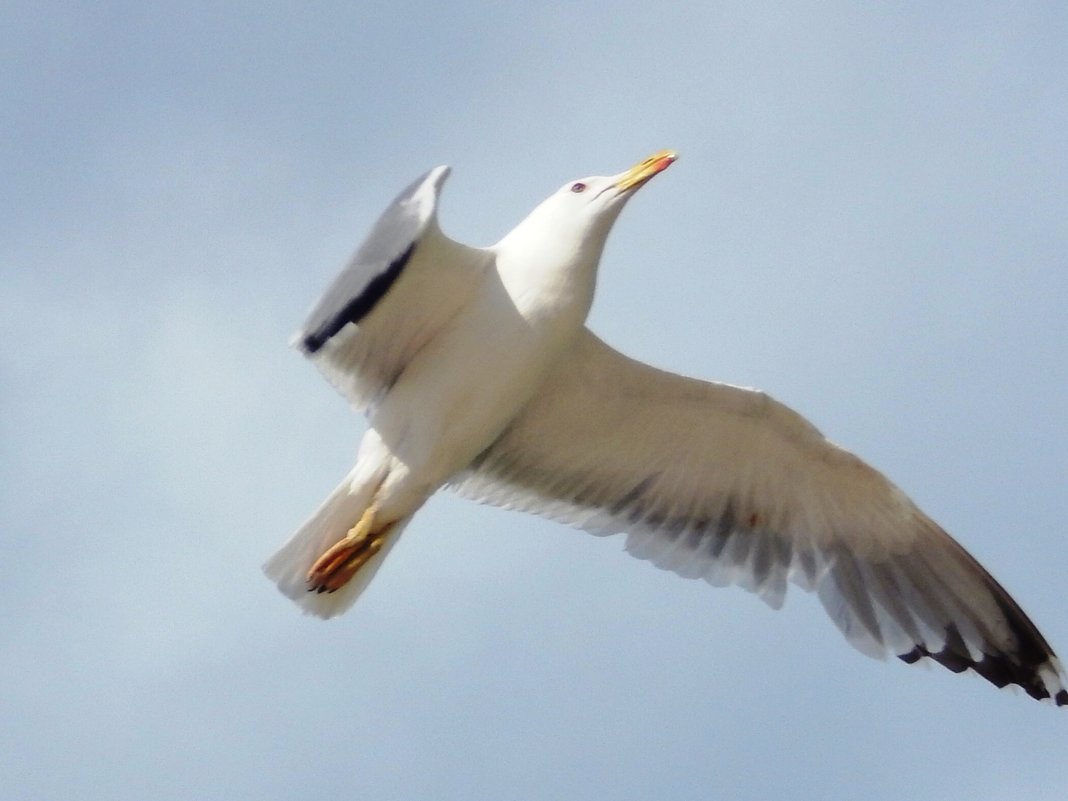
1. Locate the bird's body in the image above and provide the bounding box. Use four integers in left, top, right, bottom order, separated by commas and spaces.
264, 152, 1066, 706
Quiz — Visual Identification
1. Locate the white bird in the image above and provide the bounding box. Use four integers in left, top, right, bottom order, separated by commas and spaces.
264, 151, 1066, 706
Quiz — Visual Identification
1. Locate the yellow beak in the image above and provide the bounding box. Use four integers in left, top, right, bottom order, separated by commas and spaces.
615, 150, 677, 192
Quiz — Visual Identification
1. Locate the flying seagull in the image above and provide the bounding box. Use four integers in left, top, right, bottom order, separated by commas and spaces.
264, 151, 1066, 706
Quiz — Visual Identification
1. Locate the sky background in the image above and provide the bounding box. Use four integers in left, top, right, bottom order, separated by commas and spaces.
3, 3, 1067, 799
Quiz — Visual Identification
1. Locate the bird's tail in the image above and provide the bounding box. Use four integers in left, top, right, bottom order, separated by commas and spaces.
263, 466, 409, 619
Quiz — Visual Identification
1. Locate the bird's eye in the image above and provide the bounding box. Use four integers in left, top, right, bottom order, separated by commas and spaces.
570, 182, 587, 193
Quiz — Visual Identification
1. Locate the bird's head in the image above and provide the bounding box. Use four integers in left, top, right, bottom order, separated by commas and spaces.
497, 150, 677, 265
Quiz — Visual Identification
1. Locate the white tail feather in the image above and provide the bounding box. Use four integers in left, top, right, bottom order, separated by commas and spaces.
263, 466, 409, 618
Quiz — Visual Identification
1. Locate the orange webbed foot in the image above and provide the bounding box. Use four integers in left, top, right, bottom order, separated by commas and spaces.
306, 505, 390, 594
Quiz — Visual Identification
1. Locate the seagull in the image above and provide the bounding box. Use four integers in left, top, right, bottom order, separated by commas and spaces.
264, 151, 1066, 706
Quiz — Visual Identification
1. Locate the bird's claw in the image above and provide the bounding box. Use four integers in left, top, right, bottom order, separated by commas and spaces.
306, 506, 386, 593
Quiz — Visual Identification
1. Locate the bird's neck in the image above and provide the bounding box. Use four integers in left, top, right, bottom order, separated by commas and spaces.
493, 226, 601, 331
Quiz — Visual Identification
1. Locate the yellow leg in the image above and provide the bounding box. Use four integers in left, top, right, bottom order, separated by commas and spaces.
306, 505, 392, 594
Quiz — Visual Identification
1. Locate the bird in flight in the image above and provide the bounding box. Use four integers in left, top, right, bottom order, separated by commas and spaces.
264, 151, 1065, 706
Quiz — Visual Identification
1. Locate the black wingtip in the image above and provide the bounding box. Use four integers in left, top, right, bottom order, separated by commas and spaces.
300, 332, 326, 354
301, 241, 416, 354
897, 636, 1067, 706
892, 532, 1068, 707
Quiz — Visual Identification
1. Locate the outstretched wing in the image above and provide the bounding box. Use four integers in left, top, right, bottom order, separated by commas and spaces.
452, 329, 1067, 705
295, 166, 491, 410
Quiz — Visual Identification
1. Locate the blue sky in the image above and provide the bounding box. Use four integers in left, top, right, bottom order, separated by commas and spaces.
3, 3, 1066, 799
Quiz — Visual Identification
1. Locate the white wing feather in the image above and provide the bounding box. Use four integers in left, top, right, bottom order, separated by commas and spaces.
452, 329, 1067, 704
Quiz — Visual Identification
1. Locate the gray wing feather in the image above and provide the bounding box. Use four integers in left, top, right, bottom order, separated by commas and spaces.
294, 166, 490, 409
452, 329, 1067, 704
297, 166, 448, 354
